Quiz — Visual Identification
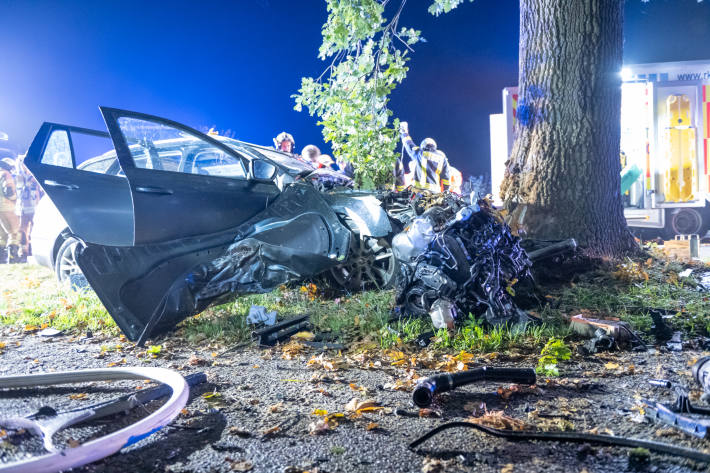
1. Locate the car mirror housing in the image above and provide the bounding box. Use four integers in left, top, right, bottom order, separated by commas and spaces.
251, 160, 277, 181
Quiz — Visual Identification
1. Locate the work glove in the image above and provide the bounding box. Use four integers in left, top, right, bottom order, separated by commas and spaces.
399, 121, 408, 134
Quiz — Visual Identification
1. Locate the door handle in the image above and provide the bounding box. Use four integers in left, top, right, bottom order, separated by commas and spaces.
44, 180, 79, 190
135, 186, 173, 195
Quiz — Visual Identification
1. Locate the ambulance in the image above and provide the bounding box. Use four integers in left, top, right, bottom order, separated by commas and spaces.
489, 59, 710, 238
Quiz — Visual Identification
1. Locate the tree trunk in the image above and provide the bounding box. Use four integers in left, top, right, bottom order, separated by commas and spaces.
501, 0, 637, 256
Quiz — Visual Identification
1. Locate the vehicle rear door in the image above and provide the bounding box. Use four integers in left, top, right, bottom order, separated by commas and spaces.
24, 123, 134, 246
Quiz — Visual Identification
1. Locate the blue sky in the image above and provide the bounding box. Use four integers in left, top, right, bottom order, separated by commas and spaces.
0, 0, 708, 177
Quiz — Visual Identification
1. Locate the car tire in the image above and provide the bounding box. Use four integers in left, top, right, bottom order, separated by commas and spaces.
664, 207, 708, 239
54, 237, 89, 289
329, 233, 400, 292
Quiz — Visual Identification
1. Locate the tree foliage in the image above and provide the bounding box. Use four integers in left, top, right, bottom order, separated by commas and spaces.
294, 0, 473, 188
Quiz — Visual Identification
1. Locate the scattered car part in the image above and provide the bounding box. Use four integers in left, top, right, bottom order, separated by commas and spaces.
667, 331, 683, 351
525, 238, 578, 262
648, 308, 675, 342
408, 421, 710, 463
412, 367, 536, 408
643, 379, 710, 439
569, 314, 646, 352
569, 314, 634, 341
246, 305, 277, 326
394, 197, 534, 328
252, 314, 310, 346
692, 356, 710, 393
0, 367, 198, 473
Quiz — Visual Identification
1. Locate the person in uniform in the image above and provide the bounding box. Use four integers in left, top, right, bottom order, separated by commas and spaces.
0, 158, 21, 263
399, 121, 451, 193
273, 132, 296, 154
14, 156, 41, 261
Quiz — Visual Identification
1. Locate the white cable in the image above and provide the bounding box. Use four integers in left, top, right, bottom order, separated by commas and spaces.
0, 367, 189, 473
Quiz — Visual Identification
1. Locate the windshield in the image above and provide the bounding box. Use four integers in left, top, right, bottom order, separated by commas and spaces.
218, 138, 314, 174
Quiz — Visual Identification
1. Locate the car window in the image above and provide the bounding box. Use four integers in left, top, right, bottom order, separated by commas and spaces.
40, 129, 119, 175
79, 155, 116, 174
117, 117, 246, 179
190, 149, 246, 178
40, 130, 72, 167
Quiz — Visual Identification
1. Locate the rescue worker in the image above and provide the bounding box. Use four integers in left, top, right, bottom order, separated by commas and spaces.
447, 166, 463, 194
317, 154, 339, 172
15, 156, 41, 260
0, 158, 21, 263
273, 132, 296, 154
301, 144, 320, 166
336, 157, 354, 178
399, 121, 451, 193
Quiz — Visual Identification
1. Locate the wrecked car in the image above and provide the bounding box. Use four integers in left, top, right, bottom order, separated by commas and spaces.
25, 107, 399, 343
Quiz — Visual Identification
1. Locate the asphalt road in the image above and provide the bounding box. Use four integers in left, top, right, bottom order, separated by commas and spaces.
1, 326, 710, 473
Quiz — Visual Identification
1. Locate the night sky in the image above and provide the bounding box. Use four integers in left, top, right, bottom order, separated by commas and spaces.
1, 0, 708, 178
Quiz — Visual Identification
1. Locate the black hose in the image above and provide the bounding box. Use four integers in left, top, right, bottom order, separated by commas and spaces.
412, 367, 536, 408
409, 421, 710, 463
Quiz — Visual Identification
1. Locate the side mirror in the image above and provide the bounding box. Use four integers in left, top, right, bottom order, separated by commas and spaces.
250, 160, 277, 182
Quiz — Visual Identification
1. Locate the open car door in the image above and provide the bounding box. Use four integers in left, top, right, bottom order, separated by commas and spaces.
26, 108, 350, 343
24, 123, 134, 246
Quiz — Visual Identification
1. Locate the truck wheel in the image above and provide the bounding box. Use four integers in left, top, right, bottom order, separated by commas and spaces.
665, 208, 706, 238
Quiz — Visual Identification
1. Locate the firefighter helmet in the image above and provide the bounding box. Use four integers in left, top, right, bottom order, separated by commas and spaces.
273, 132, 295, 152
420, 138, 437, 152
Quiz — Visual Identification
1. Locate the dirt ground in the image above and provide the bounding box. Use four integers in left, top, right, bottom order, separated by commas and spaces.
2, 325, 710, 473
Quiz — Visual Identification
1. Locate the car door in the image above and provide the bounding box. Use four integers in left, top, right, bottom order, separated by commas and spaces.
100, 107, 278, 245
24, 123, 134, 246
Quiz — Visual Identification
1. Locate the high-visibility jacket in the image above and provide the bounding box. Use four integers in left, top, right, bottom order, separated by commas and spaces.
401, 133, 451, 192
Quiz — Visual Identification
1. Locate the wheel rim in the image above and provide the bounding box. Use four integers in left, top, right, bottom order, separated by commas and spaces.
330, 236, 396, 291
58, 240, 81, 282
672, 208, 703, 235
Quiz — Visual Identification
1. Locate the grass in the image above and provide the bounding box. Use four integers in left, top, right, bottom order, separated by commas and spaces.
0, 264, 117, 335
177, 283, 395, 344
3, 252, 706, 354
546, 255, 710, 338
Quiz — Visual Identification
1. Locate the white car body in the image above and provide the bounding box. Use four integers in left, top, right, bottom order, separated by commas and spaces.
30, 194, 69, 269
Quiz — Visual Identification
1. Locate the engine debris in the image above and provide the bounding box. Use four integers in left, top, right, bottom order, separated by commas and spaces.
392, 193, 534, 328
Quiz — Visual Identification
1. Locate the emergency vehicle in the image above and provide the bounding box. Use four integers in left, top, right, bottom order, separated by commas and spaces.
490, 59, 710, 238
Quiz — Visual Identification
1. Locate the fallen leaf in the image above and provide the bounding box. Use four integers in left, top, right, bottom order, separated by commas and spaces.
291, 331, 315, 341
189, 355, 207, 366
421, 456, 453, 473
604, 362, 620, 370
228, 427, 251, 438
501, 464, 515, 473
226, 459, 253, 472
69, 393, 87, 400
365, 422, 379, 431
345, 398, 380, 412
268, 402, 284, 413
418, 408, 441, 418
469, 410, 527, 430
67, 438, 81, 448
262, 425, 280, 436
308, 419, 330, 435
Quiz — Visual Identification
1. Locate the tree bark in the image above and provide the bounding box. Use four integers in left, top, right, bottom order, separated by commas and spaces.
501, 0, 637, 256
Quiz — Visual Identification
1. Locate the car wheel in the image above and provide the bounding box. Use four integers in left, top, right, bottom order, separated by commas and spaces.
54, 237, 87, 288
329, 233, 399, 292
